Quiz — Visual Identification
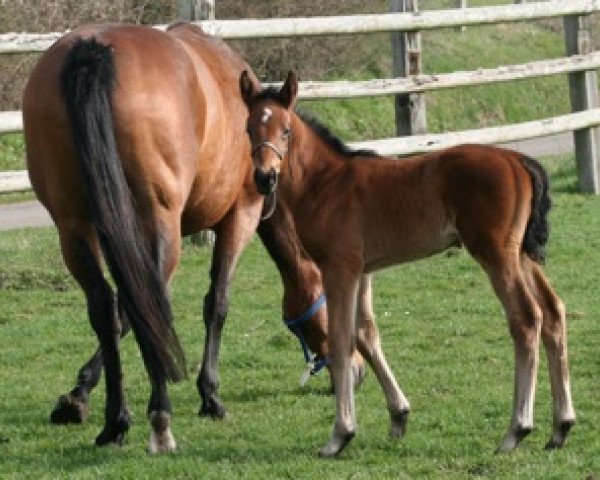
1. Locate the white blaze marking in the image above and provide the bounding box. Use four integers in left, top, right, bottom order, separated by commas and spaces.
261, 108, 272, 124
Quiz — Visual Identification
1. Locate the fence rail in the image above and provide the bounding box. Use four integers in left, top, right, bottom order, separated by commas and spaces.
1, 1, 599, 53
3, 51, 600, 134
1, 0, 600, 192
3, 108, 598, 193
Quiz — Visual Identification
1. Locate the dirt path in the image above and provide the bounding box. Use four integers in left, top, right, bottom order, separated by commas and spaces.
0, 133, 575, 231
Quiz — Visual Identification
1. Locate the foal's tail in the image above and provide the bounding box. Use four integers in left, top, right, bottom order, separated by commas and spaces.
60, 38, 186, 382
520, 155, 551, 264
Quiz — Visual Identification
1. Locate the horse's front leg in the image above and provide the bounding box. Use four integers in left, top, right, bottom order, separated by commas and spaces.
198, 199, 263, 418
319, 270, 360, 457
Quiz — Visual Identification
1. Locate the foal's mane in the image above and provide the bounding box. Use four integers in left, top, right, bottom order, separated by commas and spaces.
254, 87, 380, 159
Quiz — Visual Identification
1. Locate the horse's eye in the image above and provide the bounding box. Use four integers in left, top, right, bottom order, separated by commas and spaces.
282, 127, 291, 139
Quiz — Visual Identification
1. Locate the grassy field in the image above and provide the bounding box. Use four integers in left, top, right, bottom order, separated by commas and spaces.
1, 156, 600, 479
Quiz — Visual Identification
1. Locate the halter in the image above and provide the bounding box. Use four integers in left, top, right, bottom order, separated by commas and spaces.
252, 140, 284, 222
260, 191, 277, 220
251, 140, 284, 161
284, 293, 330, 384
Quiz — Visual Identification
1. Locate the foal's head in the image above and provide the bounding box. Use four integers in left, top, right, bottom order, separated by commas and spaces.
240, 70, 298, 195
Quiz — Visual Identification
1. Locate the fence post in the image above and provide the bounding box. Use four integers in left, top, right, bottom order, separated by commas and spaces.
178, 0, 215, 21
179, 1, 218, 245
564, 14, 600, 193
390, 0, 426, 136
455, 0, 467, 33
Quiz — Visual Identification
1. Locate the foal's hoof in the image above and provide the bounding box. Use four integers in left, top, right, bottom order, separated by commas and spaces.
496, 425, 532, 453
50, 394, 90, 424
352, 361, 367, 389
95, 410, 131, 447
390, 409, 410, 438
318, 431, 355, 458
199, 396, 226, 419
545, 419, 575, 450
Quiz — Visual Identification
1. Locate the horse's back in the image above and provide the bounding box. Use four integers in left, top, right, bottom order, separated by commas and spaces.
24, 23, 253, 231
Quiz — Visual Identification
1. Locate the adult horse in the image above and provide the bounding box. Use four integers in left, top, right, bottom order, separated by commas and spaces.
241, 71, 576, 457
23, 22, 350, 453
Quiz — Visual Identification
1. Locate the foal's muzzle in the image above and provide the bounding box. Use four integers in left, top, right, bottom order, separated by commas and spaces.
254, 167, 278, 195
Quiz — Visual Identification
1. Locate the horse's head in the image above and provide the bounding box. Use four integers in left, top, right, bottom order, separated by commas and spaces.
240, 70, 298, 195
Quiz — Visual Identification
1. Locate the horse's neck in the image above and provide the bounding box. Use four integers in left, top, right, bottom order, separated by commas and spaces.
285, 119, 346, 193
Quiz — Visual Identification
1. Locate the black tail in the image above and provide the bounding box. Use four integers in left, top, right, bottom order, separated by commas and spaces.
60, 38, 186, 382
520, 155, 551, 264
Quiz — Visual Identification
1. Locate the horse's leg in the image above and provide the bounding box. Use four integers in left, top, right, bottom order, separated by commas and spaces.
146, 216, 182, 453
354, 274, 410, 437
521, 257, 575, 449
51, 349, 102, 424
482, 257, 543, 453
319, 269, 360, 457
58, 222, 131, 445
198, 201, 262, 418
50, 303, 131, 424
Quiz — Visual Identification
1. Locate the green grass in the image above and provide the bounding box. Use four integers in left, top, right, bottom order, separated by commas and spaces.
299, 21, 571, 141
1, 157, 600, 478
0, 133, 26, 171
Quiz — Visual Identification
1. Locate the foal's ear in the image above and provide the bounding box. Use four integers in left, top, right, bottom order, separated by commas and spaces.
279, 70, 298, 110
240, 70, 259, 105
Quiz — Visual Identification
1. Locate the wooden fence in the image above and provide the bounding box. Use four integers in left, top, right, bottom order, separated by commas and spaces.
1, 0, 600, 192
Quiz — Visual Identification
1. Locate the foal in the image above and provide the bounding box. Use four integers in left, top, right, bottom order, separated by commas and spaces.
241, 71, 575, 457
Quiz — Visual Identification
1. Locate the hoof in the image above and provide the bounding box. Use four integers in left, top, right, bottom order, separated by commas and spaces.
545, 419, 575, 450
199, 396, 226, 419
318, 431, 355, 458
148, 411, 177, 454
352, 361, 367, 389
50, 394, 90, 424
95, 410, 131, 447
496, 425, 532, 453
390, 409, 410, 438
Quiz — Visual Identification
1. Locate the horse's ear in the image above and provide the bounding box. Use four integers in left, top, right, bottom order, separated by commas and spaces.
279, 70, 298, 110
240, 70, 259, 105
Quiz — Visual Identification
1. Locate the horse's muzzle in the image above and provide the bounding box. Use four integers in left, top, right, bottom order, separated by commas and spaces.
254, 167, 278, 195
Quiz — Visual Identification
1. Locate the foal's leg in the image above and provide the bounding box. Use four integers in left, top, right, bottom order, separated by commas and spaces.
522, 257, 575, 449
319, 269, 360, 457
355, 274, 410, 437
483, 258, 543, 452
50, 303, 130, 424
58, 223, 131, 445
198, 200, 262, 418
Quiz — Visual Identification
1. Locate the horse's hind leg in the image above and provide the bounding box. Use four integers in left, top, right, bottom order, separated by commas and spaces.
354, 275, 410, 437
483, 258, 543, 452
51, 348, 102, 424
50, 303, 131, 425
522, 257, 575, 449
58, 222, 130, 445
146, 216, 182, 453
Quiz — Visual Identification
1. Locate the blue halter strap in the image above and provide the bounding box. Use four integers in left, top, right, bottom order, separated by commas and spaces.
283, 293, 330, 376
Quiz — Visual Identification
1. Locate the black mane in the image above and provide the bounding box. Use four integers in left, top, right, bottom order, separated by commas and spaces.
297, 112, 380, 159
251, 87, 379, 159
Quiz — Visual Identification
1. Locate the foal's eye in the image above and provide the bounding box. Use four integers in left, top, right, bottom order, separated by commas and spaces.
282, 127, 291, 139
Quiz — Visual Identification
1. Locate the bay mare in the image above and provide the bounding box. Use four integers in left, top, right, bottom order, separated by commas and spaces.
23, 23, 360, 452
241, 71, 576, 457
